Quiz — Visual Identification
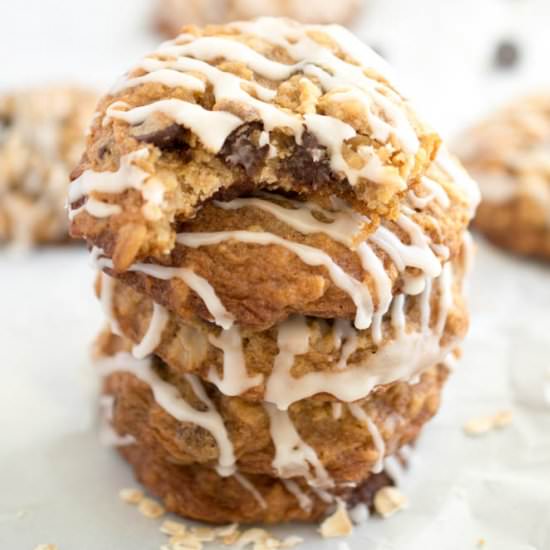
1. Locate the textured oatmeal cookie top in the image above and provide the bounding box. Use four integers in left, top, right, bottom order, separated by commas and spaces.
69, 17, 441, 269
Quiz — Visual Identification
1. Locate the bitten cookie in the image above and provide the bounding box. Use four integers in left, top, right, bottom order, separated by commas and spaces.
457, 94, 550, 260
0, 86, 97, 247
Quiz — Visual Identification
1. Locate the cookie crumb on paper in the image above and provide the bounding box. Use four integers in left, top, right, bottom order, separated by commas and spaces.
463, 410, 513, 436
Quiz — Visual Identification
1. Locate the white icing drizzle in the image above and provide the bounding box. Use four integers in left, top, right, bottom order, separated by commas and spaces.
331, 402, 343, 420
282, 479, 314, 514
308, 485, 335, 504
233, 472, 267, 510
264, 402, 334, 489
106, 16, 421, 188
356, 242, 392, 345
68, 198, 122, 220
106, 99, 242, 153
347, 404, 385, 474
98, 273, 123, 336
96, 352, 236, 476
98, 395, 137, 447
435, 262, 454, 334
304, 113, 400, 187
390, 294, 406, 336
214, 195, 365, 248
349, 503, 369, 525
132, 303, 169, 359
208, 325, 263, 396
91, 247, 234, 330
264, 316, 310, 410
419, 175, 451, 209
215, 193, 447, 344
332, 320, 359, 370
69, 149, 150, 206
111, 66, 206, 94
383, 455, 404, 485
371, 214, 442, 289
419, 277, 433, 333
436, 145, 481, 215
262, 260, 455, 408
176, 231, 373, 330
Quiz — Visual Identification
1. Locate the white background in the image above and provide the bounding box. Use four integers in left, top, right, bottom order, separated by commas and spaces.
1, 1, 550, 549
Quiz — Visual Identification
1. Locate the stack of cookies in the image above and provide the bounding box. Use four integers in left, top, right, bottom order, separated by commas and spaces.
69, 18, 479, 525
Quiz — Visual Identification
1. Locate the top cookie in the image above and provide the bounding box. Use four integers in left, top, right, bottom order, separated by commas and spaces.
69, 18, 441, 270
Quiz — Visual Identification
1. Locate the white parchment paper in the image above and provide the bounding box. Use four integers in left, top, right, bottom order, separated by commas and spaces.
1, 237, 549, 550
1, 1, 550, 547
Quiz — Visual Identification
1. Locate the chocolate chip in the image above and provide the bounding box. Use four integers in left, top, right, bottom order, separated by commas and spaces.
70, 196, 86, 210
494, 40, 520, 69
98, 143, 110, 159
219, 122, 268, 177
346, 470, 394, 510
284, 131, 332, 188
134, 122, 189, 151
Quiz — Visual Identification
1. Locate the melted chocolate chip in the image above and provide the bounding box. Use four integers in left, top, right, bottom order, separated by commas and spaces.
134, 122, 189, 151
494, 40, 520, 69
346, 470, 394, 510
219, 123, 268, 177
98, 143, 110, 159
70, 196, 86, 210
284, 131, 332, 188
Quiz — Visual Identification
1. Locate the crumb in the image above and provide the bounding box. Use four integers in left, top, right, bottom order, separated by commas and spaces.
492, 410, 513, 429
373, 487, 408, 518
119, 487, 144, 505
463, 416, 495, 436
160, 520, 187, 536
477, 537, 487, 547
34, 546, 58, 550
281, 536, 304, 548
138, 497, 165, 519
463, 410, 513, 436
319, 500, 353, 538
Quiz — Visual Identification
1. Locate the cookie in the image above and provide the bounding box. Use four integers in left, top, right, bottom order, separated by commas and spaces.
119, 443, 396, 524
68, 18, 446, 271
154, 0, 226, 38
0, 86, 97, 246
96, 330, 448, 485
228, 0, 363, 26
457, 94, 550, 259
154, 0, 364, 39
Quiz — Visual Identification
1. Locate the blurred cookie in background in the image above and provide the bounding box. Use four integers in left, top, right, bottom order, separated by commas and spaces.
228, 0, 363, 26
155, 0, 226, 37
457, 94, 550, 260
0, 86, 97, 248
154, 0, 364, 37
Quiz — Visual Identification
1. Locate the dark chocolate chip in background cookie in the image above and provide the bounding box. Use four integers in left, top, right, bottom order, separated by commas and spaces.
493, 39, 520, 69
